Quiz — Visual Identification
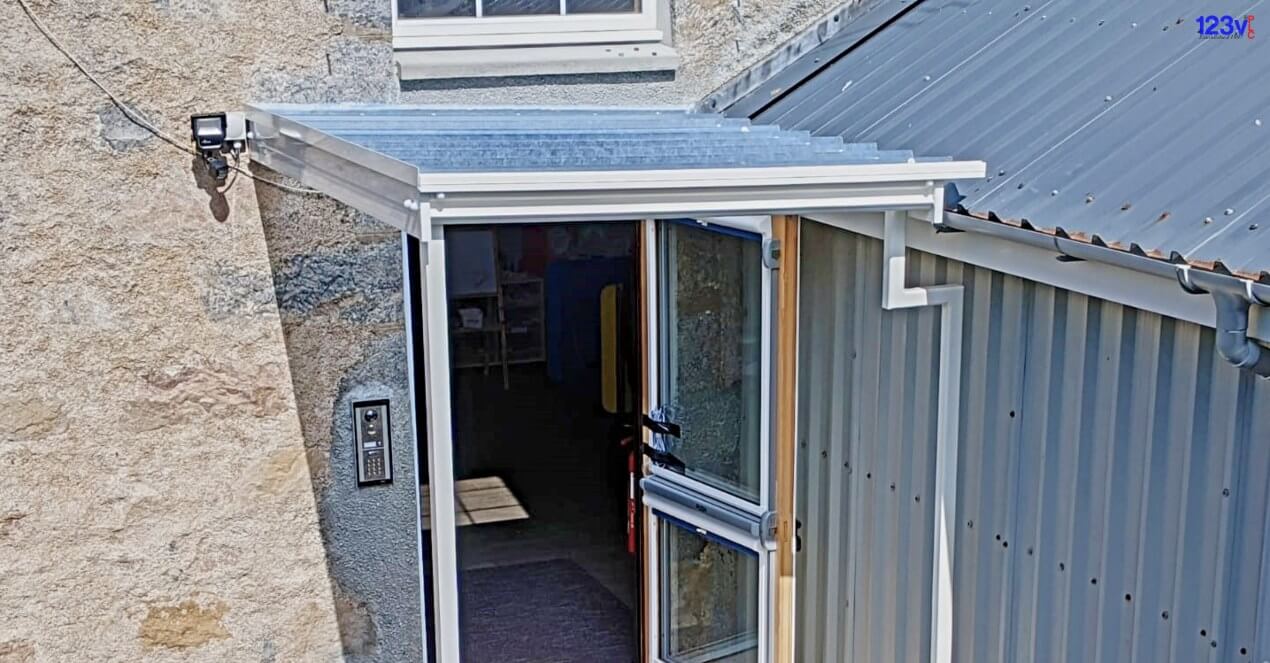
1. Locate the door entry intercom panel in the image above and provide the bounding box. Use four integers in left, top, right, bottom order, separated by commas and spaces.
353, 400, 393, 486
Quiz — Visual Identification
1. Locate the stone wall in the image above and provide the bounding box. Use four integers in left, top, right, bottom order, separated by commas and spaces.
0, 0, 850, 659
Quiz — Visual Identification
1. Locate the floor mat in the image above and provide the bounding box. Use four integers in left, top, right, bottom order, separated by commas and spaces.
461, 558, 636, 663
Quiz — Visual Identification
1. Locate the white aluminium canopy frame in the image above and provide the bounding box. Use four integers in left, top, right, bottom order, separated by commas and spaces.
244, 103, 985, 663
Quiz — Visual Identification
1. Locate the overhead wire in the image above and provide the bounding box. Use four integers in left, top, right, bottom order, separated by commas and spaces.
11, 0, 321, 196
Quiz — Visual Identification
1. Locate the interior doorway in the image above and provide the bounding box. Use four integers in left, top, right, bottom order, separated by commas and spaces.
441, 221, 643, 663
411, 216, 793, 663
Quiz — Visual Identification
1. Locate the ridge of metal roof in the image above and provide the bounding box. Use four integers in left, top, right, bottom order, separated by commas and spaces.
736, 0, 1270, 283
702, 0, 921, 116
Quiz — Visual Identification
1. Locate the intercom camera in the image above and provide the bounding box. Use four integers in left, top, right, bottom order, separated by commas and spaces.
353, 399, 393, 486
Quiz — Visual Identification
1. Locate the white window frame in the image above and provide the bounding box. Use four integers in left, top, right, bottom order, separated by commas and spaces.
391, 0, 678, 79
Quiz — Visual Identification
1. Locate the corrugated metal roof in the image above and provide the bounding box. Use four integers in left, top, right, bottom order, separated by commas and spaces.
740, 0, 1270, 281
257, 105, 923, 171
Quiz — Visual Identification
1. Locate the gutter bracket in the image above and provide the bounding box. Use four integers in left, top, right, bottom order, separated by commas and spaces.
1175, 265, 1205, 295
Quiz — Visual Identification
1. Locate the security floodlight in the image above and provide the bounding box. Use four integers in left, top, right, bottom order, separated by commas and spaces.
190, 112, 246, 184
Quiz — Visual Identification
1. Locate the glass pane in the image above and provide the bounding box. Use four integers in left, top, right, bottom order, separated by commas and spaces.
398, 0, 476, 17
660, 222, 764, 502
566, 0, 637, 13
660, 519, 759, 663
483, 0, 559, 15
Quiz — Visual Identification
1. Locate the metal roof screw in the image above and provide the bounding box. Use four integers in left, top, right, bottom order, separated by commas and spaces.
1023, 4, 1030, 10
997, 168, 1006, 176
923, 75, 932, 82
1204, 216, 1213, 224
1051, 190, 1059, 196
1085, 194, 1095, 204
1131, 22, 1138, 28
1251, 224, 1260, 230
1225, 208, 1236, 215
1041, 15, 1046, 20
1104, 95, 1114, 102
1098, 19, 1105, 26
1256, 119, 1263, 127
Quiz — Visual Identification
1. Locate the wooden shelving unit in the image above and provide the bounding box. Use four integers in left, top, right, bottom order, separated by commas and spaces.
500, 276, 546, 366
450, 274, 545, 388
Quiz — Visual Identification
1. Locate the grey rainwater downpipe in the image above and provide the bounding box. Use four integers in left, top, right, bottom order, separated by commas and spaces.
1211, 291, 1270, 376
1177, 266, 1270, 377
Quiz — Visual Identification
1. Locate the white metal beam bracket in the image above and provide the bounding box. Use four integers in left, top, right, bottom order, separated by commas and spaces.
880, 184, 962, 663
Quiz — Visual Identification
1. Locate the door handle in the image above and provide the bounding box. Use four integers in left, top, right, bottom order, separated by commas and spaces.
641, 443, 686, 472
640, 414, 680, 438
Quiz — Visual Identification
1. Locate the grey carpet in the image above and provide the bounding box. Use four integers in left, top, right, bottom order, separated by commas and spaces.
461, 559, 636, 663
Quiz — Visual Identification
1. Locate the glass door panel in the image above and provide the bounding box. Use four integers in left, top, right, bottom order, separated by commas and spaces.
660, 518, 760, 663
658, 221, 765, 503
646, 217, 775, 663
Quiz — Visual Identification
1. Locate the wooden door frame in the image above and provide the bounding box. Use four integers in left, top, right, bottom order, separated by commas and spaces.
771, 215, 800, 663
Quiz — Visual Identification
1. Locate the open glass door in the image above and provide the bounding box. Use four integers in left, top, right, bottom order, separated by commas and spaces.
643, 218, 775, 663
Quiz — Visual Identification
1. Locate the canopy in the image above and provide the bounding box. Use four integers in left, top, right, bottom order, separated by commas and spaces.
246, 104, 984, 237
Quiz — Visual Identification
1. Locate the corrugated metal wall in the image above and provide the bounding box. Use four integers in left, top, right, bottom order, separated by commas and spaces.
795, 219, 1270, 663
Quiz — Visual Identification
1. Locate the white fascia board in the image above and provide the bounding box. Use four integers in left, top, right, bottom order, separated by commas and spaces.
424, 182, 942, 224
809, 211, 1270, 344
417, 160, 986, 194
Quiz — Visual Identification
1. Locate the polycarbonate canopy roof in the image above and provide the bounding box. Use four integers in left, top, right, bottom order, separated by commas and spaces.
246, 104, 983, 235
255, 104, 928, 172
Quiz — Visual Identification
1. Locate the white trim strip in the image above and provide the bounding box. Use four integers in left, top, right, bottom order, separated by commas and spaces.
419, 162, 986, 192
401, 234, 431, 662
394, 28, 664, 49
395, 41, 678, 80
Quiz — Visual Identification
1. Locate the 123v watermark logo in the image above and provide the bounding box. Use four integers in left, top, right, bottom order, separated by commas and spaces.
1195, 14, 1255, 39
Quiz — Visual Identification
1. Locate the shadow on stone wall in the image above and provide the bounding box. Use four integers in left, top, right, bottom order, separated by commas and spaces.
254, 175, 424, 663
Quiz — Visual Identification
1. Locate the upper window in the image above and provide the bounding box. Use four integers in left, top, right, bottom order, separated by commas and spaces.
392, 0, 678, 79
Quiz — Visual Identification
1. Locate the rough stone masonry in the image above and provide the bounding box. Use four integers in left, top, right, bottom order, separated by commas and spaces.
0, 0, 851, 658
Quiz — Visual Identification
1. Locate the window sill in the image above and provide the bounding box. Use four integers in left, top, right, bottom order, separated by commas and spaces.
394, 42, 680, 80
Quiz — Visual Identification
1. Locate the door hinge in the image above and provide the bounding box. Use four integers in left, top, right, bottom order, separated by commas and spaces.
763, 238, 782, 269
760, 511, 780, 548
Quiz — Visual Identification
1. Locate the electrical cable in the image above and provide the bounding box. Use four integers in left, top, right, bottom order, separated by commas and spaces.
12, 0, 322, 196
